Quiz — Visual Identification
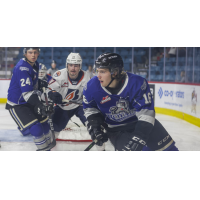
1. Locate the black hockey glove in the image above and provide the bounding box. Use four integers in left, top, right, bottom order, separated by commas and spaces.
38, 79, 48, 92
34, 103, 54, 116
87, 120, 108, 146
48, 90, 63, 104
122, 132, 146, 151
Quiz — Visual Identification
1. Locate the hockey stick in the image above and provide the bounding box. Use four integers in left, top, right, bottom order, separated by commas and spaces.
84, 139, 98, 151
62, 99, 83, 106
70, 119, 80, 128
62, 99, 82, 127
37, 87, 56, 151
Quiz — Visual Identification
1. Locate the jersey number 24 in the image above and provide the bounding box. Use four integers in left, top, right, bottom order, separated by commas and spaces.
20, 78, 31, 87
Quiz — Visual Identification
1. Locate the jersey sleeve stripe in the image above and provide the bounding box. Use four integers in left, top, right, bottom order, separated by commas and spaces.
22, 91, 34, 102
136, 109, 155, 118
83, 108, 101, 118
137, 115, 155, 125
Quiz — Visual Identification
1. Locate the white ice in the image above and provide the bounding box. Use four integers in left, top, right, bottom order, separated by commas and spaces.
0, 104, 200, 151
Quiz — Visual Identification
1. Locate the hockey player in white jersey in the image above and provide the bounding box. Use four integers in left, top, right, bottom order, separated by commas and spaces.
83, 53, 179, 151
44, 53, 91, 139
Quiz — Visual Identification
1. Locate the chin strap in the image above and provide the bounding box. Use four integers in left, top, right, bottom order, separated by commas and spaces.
106, 77, 115, 87
25, 57, 35, 64
106, 71, 125, 88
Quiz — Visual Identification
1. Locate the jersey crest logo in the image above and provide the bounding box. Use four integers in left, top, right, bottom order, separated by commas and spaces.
109, 99, 130, 114
64, 89, 79, 101
100, 95, 111, 104
62, 89, 79, 107
106, 99, 136, 122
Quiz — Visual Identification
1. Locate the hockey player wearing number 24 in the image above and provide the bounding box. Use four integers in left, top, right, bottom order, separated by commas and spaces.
43, 53, 91, 140
83, 53, 179, 151
5, 48, 54, 151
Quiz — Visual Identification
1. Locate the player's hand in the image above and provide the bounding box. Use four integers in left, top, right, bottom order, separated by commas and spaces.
48, 90, 63, 104
34, 103, 54, 116
90, 128, 108, 146
87, 120, 108, 146
38, 79, 48, 91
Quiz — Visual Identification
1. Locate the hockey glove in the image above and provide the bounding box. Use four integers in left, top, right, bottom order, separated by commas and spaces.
34, 103, 54, 116
122, 132, 146, 151
38, 79, 48, 92
48, 90, 63, 104
87, 120, 108, 146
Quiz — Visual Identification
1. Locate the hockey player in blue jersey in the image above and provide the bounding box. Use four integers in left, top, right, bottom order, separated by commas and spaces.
6, 47, 54, 151
83, 53, 179, 151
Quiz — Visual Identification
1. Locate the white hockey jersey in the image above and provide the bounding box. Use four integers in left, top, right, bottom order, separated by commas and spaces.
45, 68, 91, 110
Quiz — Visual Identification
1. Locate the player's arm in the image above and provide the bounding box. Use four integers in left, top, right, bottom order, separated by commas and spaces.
44, 75, 63, 104
83, 85, 108, 146
19, 69, 53, 116
124, 79, 155, 151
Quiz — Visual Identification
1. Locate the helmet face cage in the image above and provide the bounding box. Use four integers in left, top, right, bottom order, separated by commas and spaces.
23, 47, 40, 55
39, 63, 47, 79
39, 72, 46, 79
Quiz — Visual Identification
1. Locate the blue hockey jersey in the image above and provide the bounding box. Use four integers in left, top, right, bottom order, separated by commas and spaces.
83, 72, 155, 128
7, 59, 39, 106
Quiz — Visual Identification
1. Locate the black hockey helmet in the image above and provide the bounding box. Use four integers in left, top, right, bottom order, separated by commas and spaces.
23, 47, 40, 55
95, 52, 124, 77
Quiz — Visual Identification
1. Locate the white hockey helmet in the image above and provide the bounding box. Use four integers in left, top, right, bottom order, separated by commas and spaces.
66, 53, 82, 69
39, 63, 47, 79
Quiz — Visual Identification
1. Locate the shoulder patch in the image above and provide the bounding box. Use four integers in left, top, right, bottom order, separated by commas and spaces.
54, 71, 61, 77
20, 67, 29, 71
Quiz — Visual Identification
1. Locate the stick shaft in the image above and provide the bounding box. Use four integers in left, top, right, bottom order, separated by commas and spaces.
84, 139, 98, 151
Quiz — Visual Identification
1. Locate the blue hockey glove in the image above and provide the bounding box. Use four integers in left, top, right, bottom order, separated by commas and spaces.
48, 90, 63, 104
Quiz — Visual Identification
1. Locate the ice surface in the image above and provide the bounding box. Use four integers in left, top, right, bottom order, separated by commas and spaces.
0, 104, 200, 151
